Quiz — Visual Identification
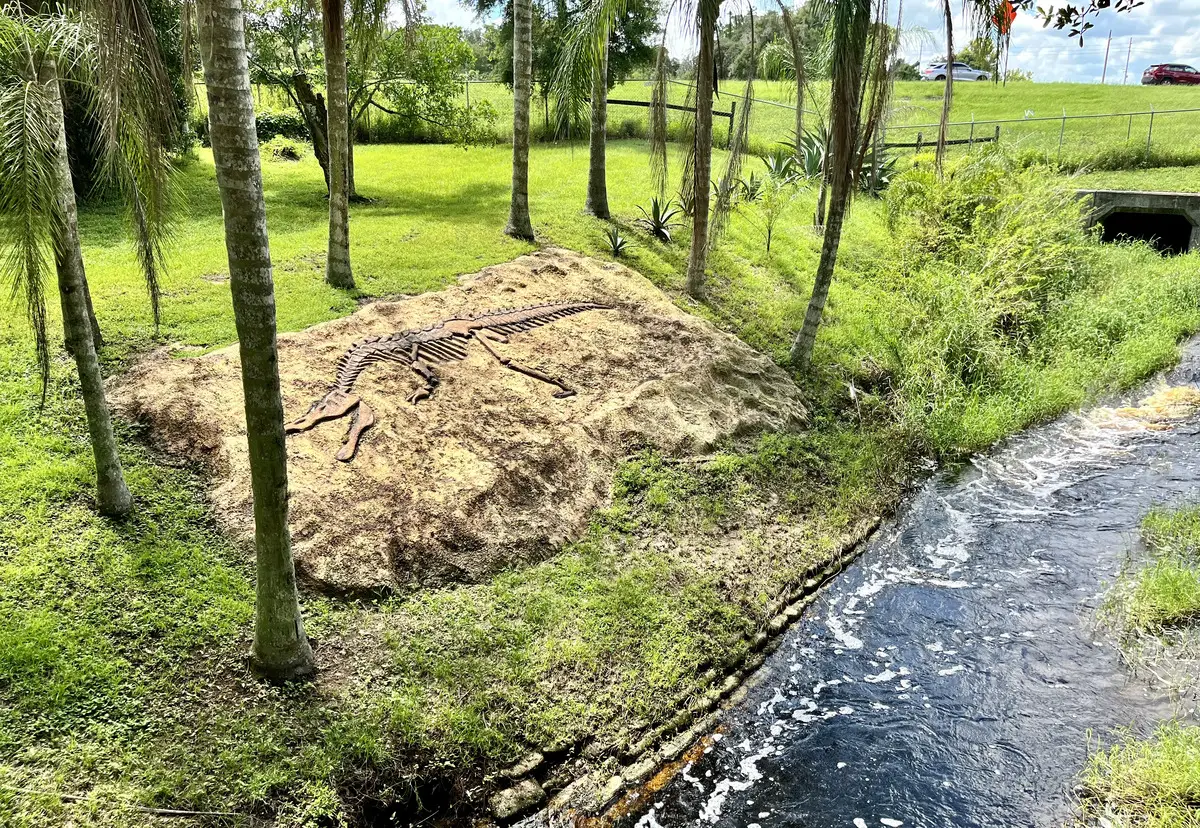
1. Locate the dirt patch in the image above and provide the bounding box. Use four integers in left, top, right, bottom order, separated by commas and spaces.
113, 248, 807, 594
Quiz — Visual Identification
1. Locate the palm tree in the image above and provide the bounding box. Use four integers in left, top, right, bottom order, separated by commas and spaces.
683, 0, 719, 298
552, 0, 623, 219
321, 0, 353, 288
195, 0, 315, 679
934, 0, 952, 176
0, 4, 172, 518
505, 0, 535, 239
788, 0, 871, 368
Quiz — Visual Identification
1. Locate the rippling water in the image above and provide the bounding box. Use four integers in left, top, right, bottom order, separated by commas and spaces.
630, 348, 1200, 828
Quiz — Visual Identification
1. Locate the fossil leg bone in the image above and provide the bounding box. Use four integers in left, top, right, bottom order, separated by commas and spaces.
476, 328, 576, 398
407, 349, 440, 405
284, 388, 361, 433
335, 400, 376, 462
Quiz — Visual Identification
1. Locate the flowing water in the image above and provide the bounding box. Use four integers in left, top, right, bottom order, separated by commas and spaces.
629, 347, 1200, 828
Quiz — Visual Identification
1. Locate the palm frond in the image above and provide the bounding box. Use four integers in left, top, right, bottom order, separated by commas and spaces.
550, 0, 629, 139
0, 76, 59, 398
710, 1, 754, 246
649, 39, 669, 197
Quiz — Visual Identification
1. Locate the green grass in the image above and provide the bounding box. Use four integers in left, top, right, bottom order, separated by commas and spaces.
5, 140, 1200, 824
240, 77, 1200, 170
1109, 503, 1200, 632
1079, 722, 1200, 828
1075, 165, 1200, 191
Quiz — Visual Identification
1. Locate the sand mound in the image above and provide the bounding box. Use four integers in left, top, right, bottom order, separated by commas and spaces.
114, 249, 807, 594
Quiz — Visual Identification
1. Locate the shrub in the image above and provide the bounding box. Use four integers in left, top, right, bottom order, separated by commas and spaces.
262, 135, 307, 162
255, 110, 309, 142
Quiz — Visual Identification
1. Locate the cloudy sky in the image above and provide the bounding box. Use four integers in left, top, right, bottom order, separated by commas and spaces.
424, 0, 1200, 84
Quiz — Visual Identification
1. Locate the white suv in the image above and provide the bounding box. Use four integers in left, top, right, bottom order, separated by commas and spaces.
921, 62, 991, 81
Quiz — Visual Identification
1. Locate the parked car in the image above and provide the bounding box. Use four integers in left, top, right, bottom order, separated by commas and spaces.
1141, 64, 1200, 85
921, 61, 991, 81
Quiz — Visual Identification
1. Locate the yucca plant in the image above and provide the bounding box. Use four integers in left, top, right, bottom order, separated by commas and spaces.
636, 196, 682, 243
604, 225, 629, 257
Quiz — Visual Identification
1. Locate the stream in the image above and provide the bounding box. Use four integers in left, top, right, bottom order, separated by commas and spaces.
628, 345, 1200, 828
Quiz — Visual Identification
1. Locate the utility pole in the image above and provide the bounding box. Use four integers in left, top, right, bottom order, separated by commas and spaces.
1123, 38, 1132, 85
1100, 29, 1112, 84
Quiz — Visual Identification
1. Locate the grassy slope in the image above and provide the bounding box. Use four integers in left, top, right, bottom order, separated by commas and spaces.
2, 142, 1200, 825
460, 80, 1200, 161
1075, 165, 1200, 191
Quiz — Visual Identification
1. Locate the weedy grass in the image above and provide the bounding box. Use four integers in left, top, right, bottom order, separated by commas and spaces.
2, 141, 1200, 824
1109, 503, 1200, 633
1078, 722, 1200, 828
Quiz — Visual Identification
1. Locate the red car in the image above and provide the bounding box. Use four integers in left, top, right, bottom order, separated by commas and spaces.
1141, 64, 1200, 85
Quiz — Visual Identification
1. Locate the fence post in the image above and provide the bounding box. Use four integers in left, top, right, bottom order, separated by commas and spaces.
969, 114, 975, 149
1057, 107, 1066, 162
994, 124, 1001, 145
1127, 113, 1133, 141
465, 79, 470, 110
728, 101, 737, 143
1147, 105, 1155, 154
915, 131, 923, 154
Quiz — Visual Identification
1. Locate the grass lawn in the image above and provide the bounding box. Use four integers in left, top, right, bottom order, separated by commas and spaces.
3, 140, 1200, 825
412, 79, 1200, 164
1075, 165, 1200, 191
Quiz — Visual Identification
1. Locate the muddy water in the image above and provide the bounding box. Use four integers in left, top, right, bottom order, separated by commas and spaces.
632, 349, 1200, 828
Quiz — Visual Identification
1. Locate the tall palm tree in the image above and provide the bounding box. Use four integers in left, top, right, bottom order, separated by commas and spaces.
774, 0, 805, 159
934, 0, 952, 176
584, 33, 610, 217
196, 0, 315, 679
505, 0, 535, 239
788, 0, 871, 368
0, 4, 172, 518
552, 0, 624, 219
684, 0, 719, 298
322, 0, 353, 288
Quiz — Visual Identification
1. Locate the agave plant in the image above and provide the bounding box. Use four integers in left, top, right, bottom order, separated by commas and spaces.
604, 225, 629, 257
636, 197, 682, 243
739, 172, 764, 203
763, 151, 800, 185
859, 148, 899, 196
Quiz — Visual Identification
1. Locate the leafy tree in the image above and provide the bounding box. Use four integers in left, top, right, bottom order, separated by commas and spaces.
195, 0, 315, 680
958, 34, 998, 72
0, 2, 174, 518
892, 58, 919, 80
366, 25, 496, 146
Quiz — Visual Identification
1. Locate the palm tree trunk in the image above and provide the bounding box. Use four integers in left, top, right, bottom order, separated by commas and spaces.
585, 34, 610, 219
347, 119, 358, 200
935, 0, 953, 177
790, 0, 869, 369
505, 0, 535, 239
685, 9, 716, 298
322, 0, 354, 288
44, 62, 132, 519
82, 276, 103, 350
814, 142, 830, 229
196, 0, 315, 680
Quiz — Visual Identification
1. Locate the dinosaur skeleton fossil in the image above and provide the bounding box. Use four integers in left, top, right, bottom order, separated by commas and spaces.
286, 301, 612, 461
